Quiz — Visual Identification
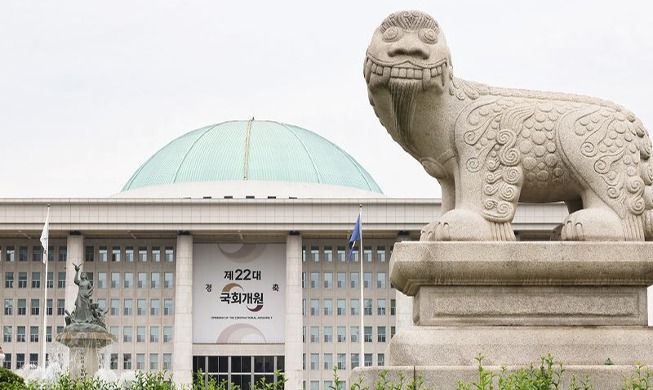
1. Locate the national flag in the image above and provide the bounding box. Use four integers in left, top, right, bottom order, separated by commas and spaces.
40, 207, 50, 264
348, 213, 362, 261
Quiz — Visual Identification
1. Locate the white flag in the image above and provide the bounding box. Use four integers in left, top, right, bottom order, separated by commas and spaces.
40, 207, 49, 264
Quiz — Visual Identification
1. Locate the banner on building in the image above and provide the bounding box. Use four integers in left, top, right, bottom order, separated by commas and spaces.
192, 243, 286, 344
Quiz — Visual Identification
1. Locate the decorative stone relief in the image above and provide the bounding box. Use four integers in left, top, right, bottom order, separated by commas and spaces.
365, 10, 653, 241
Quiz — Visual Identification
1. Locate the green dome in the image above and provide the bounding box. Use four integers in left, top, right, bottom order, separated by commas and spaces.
121, 120, 383, 194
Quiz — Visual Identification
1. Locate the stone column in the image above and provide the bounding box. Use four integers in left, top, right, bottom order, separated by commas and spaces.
173, 234, 193, 387
66, 234, 84, 314
284, 233, 302, 390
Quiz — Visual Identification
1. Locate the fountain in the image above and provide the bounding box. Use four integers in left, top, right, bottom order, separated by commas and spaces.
55, 263, 116, 379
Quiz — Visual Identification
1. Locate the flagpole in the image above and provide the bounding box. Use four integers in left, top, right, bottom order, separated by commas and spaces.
41, 205, 50, 368
359, 205, 364, 366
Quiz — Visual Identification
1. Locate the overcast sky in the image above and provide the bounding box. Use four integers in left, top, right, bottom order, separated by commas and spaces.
1, 1, 651, 199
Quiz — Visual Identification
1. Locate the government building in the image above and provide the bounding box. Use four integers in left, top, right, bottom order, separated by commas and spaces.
0, 120, 566, 389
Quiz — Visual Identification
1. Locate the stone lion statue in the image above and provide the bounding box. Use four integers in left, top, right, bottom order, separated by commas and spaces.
365, 10, 653, 241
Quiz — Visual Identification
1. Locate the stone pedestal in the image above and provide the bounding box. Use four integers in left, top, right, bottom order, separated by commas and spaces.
56, 330, 116, 379
352, 242, 653, 389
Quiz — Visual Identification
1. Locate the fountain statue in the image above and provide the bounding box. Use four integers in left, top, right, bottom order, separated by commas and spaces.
56, 263, 116, 378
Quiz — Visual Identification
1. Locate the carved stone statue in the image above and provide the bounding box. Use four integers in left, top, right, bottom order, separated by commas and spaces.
365, 10, 653, 241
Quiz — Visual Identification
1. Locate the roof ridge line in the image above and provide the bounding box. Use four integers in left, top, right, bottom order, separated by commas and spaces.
280, 123, 322, 183
172, 125, 219, 183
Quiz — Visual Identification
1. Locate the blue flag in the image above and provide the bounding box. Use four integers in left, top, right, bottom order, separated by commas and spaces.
348, 214, 361, 261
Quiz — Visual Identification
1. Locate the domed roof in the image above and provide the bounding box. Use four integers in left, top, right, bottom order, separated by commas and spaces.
121, 120, 383, 195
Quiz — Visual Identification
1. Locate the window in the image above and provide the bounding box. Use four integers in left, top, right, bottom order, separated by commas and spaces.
364, 326, 372, 343
151, 272, 160, 288
150, 299, 160, 315
59, 246, 67, 262
152, 247, 161, 262
123, 353, 132, 370
310, 381, 319, 390
110, 353, 118, 370
363, 272, 372, 289
123, 327, 133, 343
6, 246, 15, 262
139, 247, 147, 262
337, 326, 346, 342
337, 272, 346, 288
46, 326, 52, 342
123, 299, 133, 315
150, 326, 159, 342
124, 272, 133, 288
310, 299, 319, 316
310, 326, 319, 343
3, 353, 11, 369
98, 246, 108, 262
163, 326, 173, 342
350, 272, 359, 288
4, 299, 12, 315
110, 326, 119, 339
29, 353, 38, 366
302, 246, 306, 262
351, 353, 359, 369
30, 326, 39, 342
302, 299, 305, 316
337, 247, 346, 262
311, 246, 319, 262
378, 299, 386, 315
16, 326, 25, 342
125, 246, 134, 262
377, 272, 386, 289
165, 247, 174, 262
84, 246, 94, 262
323, 299, 333, 315
324, 353, 333, 370
19, 246, 28, 261
110, 299, 119, 316
323, 272, 333, 289
46, 272, 53, 288
350, 299, 359, 315
324, 248, 333, 262
57, 299, 65, 315
137, 327, 146, 342
377, 247, 386, 262
324, 326, 333, 343
16, 353, 25, 369
138, 272, 146, 288
363, 247, 372, 262
391, 326, 396, 339
163, 354, 172, 370
364, 353, 373, 367
390, 299, 396, 315
137, 299, 146, 316
301, 272, 306, 289
57, 271, 65, 288
111, 272, 120, 289
97, 299, 106, 312
4, 272, 13, 288
164, 272, 173, 289
337, 354, 346, 370
378, 326, 386, 342
31, 272, 41, 288
136, 354, 145, 370
18, 272, 27, 288
310, 354, 319, 370
351, 326, 359, 343
364, 299, 372, 316
30, 299, 39, 315
32, 246, 42, 262
17, 299, 26, 315
164, 299, 173, 315
3, 326, 12, 342
336, 299, 345, 316
310, 272, 319, 289
112, 247, 121, 262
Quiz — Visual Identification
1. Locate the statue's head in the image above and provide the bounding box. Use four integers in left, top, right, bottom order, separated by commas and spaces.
364, 11, 451, 94
80, 272, 87, 280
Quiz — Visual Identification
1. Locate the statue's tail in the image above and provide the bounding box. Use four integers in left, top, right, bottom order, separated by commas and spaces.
635, 118, 653, 240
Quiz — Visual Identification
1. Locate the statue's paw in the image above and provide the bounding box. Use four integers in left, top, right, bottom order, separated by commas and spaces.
561, 209, 624, 241
420, 209, 494, 241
